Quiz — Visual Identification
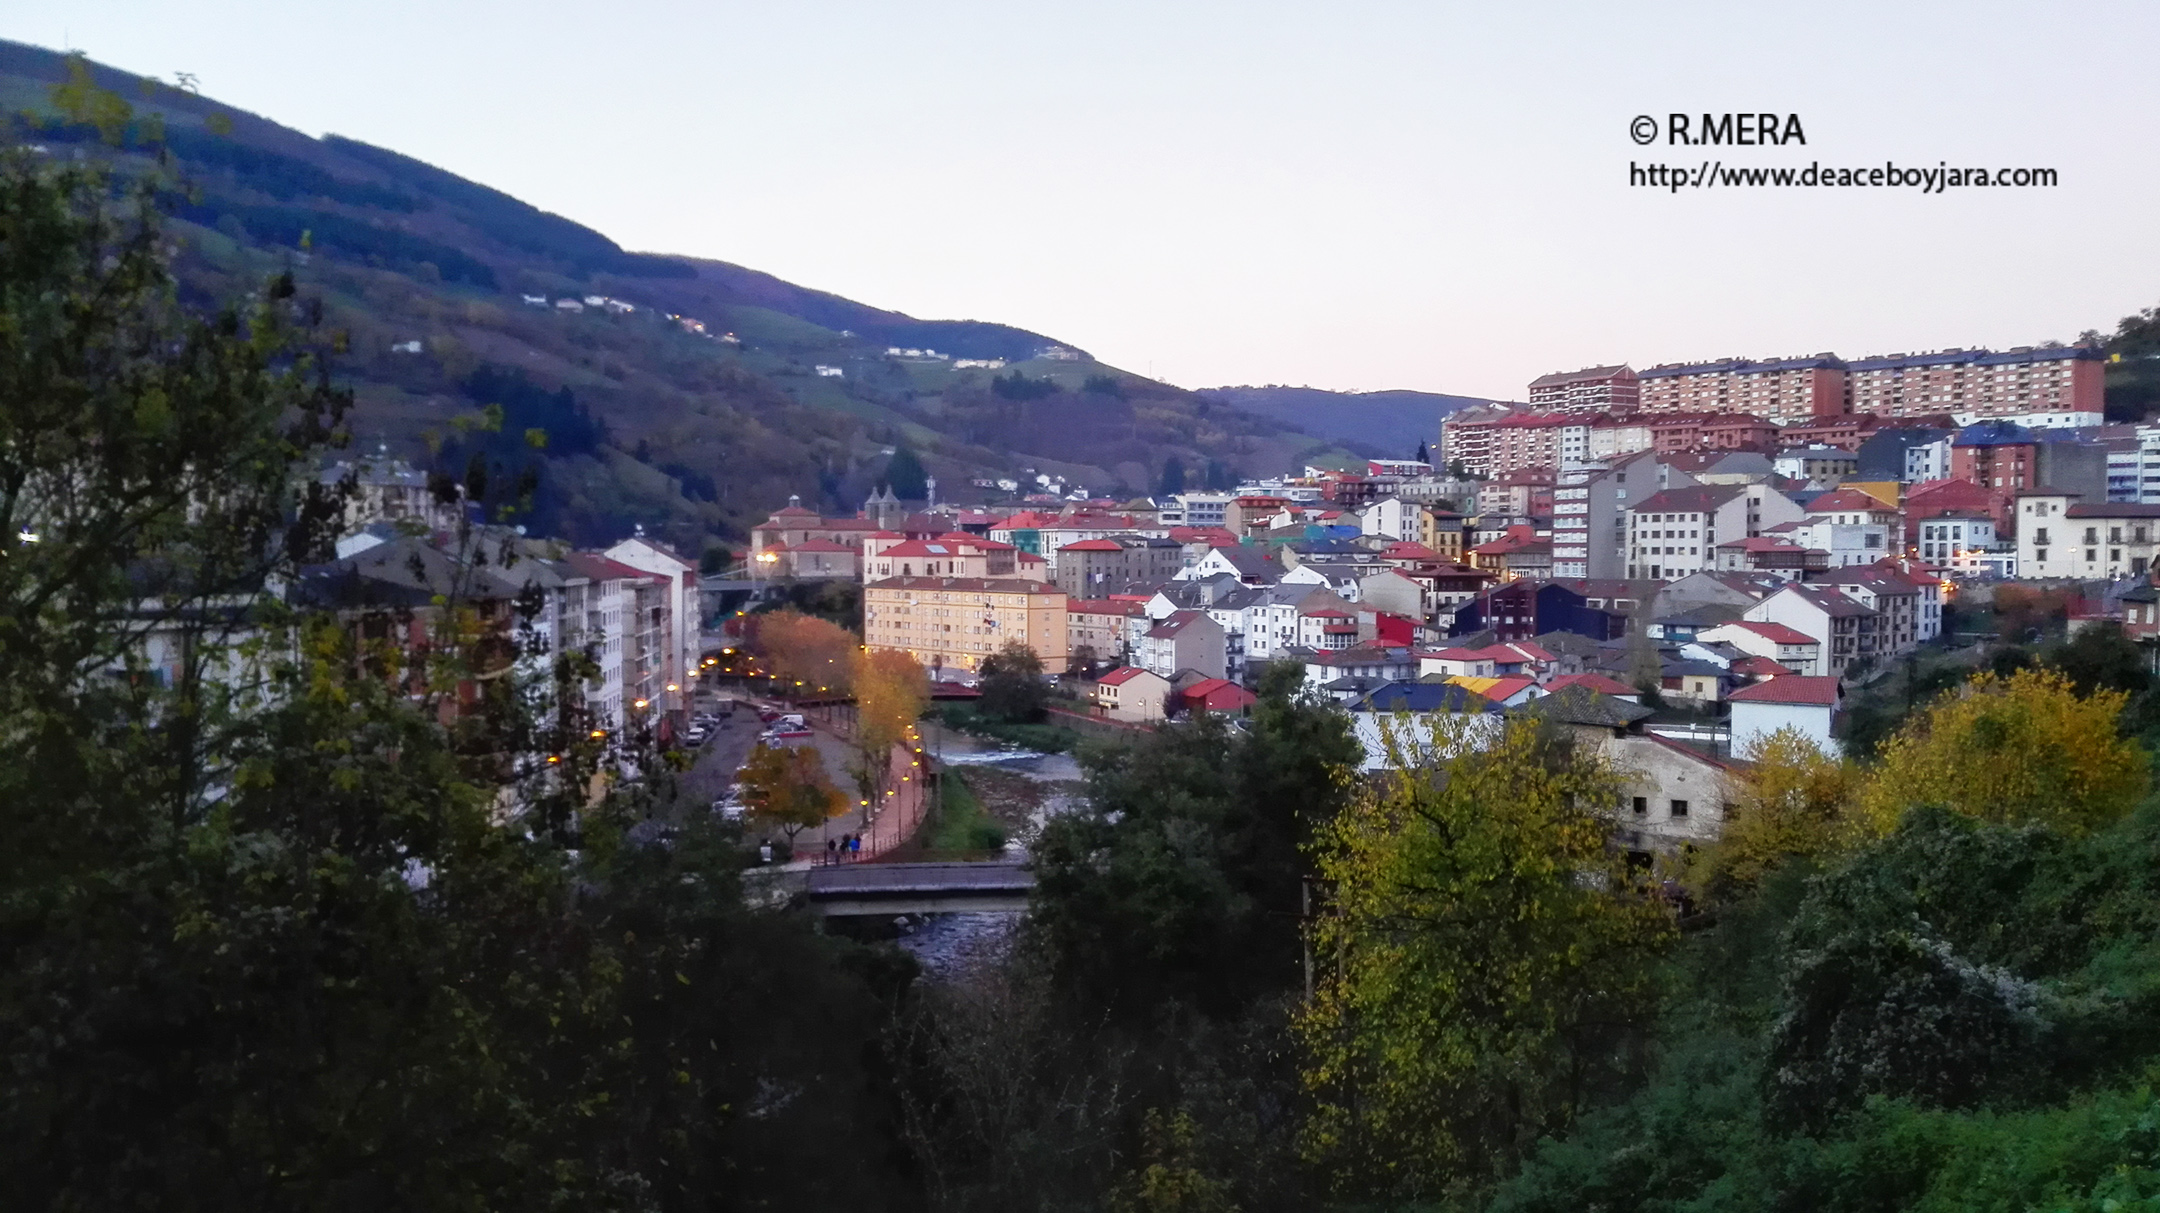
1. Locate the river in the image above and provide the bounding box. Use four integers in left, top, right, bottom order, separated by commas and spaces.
893, 722, 1086, 978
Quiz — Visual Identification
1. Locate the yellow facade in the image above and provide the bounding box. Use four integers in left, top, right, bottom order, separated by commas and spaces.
863, 577, 1071, 673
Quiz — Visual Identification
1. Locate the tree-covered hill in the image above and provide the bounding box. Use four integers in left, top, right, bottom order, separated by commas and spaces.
0, 40, 1345, 555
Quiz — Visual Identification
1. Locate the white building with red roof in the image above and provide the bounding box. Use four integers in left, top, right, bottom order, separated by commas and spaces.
1696, 619, 1824, 675
1728, 675, 1843, 756
1095, 666, 1174, 723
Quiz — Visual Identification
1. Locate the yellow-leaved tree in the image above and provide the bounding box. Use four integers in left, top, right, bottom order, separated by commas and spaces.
1859, 666, 2146, 835
1298, 714, 1673, 1202
852, 647, 929, 796
1690, 727, 1864, 902
738, 743, 847, 844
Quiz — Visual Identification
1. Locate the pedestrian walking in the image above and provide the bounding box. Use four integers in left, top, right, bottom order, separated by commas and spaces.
826, 837, 838, 864
849, 833, 862, 856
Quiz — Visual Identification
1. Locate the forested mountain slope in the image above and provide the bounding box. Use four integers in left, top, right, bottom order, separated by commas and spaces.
0, 40, 1348, 555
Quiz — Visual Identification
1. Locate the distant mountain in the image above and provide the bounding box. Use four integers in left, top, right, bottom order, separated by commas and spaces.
0, 41, 1345, 556
1196, 386, 1496, 461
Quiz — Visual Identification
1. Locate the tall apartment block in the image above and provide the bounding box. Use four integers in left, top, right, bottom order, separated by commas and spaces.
1440, 403, 1515, 477
1527, 364, 1640, 412
1844, 346, 2104, 423
1635, 355, 1848, 425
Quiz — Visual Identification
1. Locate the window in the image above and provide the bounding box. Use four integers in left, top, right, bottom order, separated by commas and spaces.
2036, 549, 2048, 564
2035, 528, 2050, 545
1670, 799, 1689, 818
2086, 528, 2100, 545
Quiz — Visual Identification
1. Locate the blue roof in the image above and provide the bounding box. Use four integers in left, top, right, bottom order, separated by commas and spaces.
1638, 355, 1843, 379
1849, 346, 2102, 372
1641, 346, 2101, 379
1351, 680, 1493, 714
1952, 420, 2038, 446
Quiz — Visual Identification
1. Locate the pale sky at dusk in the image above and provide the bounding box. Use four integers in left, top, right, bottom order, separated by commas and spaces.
7, 1, 2156, 401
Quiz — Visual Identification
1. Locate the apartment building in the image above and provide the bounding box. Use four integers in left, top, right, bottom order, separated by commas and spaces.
1052, 534, 1184, 597
1623, 482, 1805, 582
863, 576, 1071, 673
1950, 421, 2109, 499
1478, 412, 1596, 477
1647, 412, 1779, 454
1845, 345, 2104, 421
604, 535, 703, 713
1744, 584, 1882, 678
1067, 598, 1147, 666
1636, 355, 1848, 425
1552, 451, 1702, 580
1527, 364, 1640, 412
1588, 416, 1655, 460
1439, 403, 1516, 478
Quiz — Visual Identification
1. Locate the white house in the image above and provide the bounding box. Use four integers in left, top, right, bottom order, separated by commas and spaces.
1742, 585, 1880, 678
1915, 513, 1996, 565
1727, 676, 1843, 756
1096, 666, 1173, 723
2015, 492, 2160, 581
1360, 497, 1422, 542
1786, 489, 1896, 568
1697, 620, 1822, 675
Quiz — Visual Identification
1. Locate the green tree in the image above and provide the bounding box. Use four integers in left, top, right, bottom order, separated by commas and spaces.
0, 134, 912, 1209
978, 638, 1049, 722
1029, 663, 1357, 1022
1298, 713, 1673, 1201
884, 443, 929, 499
1159, 455, 1187, 496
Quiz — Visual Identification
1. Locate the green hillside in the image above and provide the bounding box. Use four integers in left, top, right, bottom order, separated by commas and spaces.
0, 41, 1341, 556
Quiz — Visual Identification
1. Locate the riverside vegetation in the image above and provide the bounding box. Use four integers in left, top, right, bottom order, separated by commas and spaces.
16, 106, 2160, 1213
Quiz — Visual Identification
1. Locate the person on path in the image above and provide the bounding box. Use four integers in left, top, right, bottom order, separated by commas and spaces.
849, 833, 862, 856
826, 837, 838, 865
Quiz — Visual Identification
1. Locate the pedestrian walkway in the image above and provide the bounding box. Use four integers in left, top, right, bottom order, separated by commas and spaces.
790, 713, 930, 866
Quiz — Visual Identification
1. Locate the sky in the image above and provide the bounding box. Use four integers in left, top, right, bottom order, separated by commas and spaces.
6, 1, 2157, 401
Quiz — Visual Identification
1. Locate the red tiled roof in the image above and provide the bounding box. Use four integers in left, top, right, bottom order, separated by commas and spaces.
566, 552, 657, 582
1545, 672, 1636, 696
1068, 598, 1147, 617
1807, 489, 1892, 513
1098, 666, 1159, 687
1730, 655, 1793, 677
1059, 539, 1123, 552
1729, 675, 1840, 706
1727, 620, 1818, 646
1183, 679, 1258, 711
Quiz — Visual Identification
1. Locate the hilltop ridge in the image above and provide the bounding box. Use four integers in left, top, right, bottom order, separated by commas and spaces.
0, 40, 1364, 556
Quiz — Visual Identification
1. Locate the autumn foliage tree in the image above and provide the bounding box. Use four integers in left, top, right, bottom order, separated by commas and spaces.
737, 742, 846, 843
1859, 666, 2147, 836
1298, 715, 1673, 1201
1690, 728, 1865, 902
754, 608, 856, 695
853, 647, 927, 795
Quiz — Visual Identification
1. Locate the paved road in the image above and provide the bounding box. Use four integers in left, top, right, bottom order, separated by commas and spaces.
671, 696, 884, 862
674, 701, 762, 821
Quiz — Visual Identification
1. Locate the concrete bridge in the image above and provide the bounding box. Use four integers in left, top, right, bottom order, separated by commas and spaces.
804, 861, 1034, 916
